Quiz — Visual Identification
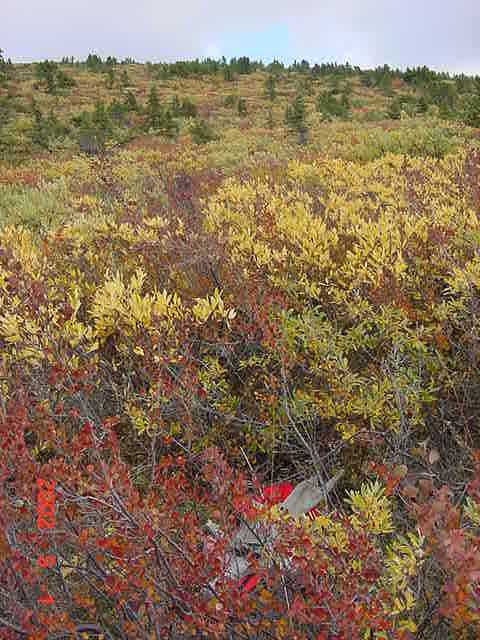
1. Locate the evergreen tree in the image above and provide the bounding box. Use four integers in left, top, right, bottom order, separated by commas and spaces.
462, 91, 480, 128
121, 69, 130, 88
159, 109, 179, 139
388, 99, 402, 120
190, 118, 217, 144
105, 68, 115, 90
236, 56, 251, 74
264, 74, 277, 101
86, 53, 103, 72
56, 69, 76, 89
92, 100, 113, 138
36, 61, 57, 94
224, 94, 237, 107
124, 91, 138, 112
296, 77, 314, 97
170, 94, 181, 117
0, 49, 7, 86
223, 66, 234, 82
29, 99, 68, 149
267, 59, 284, 74
180, 97, 197, 118
237, 97, 247, 116
340, 92, 350, 111
329, 77, 341, 95
316, 90, 349, 119
285, 94, 308, 144
30, 98, 47, 147
416, 95, 429, 114
266, 106, 274, 129
145, 86, 162, 129
109, 98, 127, 124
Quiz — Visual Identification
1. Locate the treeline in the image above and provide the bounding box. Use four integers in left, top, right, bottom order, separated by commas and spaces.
1, 45, 480, 160
20, 53, 480, 128
3, 47, 480, 86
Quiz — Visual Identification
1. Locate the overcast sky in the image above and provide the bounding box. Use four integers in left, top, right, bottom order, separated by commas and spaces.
2, 0, 480, 74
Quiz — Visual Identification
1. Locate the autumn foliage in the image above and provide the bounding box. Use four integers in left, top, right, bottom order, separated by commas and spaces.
1, 58, 480, 639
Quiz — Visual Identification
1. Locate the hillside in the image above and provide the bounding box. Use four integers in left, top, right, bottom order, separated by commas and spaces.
1, 53, 480, 639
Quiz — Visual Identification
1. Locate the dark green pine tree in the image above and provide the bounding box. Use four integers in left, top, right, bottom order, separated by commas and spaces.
417, 95, 429, 114
285, 94, 308, 144
30, 98, 48, 147
170, 94, 181, 117
388, 99, 402, 120
462, 91, 480, 128
92, 100, 112, 134
124, 91, 138, 112
223, 66, 234, 82
0, 49, 8, 85
159, 109, 179, 139
266, 106, 274, 129
264, 74, 277, 101
145, 86, 163, 130
121, 69, 130, 88
180, 97, 197, 118
237, 97, 247, 116
105, 67, 115, 90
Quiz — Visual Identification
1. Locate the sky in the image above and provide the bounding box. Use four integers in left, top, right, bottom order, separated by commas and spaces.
2, 0, 480, 75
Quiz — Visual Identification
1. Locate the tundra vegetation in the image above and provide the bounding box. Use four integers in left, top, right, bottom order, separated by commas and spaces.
1, 50, 480, 639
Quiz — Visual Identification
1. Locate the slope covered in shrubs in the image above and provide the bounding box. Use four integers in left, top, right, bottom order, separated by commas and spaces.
1, 53, 480, 639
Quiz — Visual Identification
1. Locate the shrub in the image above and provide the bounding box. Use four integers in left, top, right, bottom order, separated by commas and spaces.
388, 99, 402, 120
224, 93, 237, 107
105, 67, 115, 89
264, 74, 277, 101
223, 66, 234, 82
237, 97, 247, 116
171, 95, 197, 118
316, 90, 350, 119
462, 92, 480, 128
124, 90, 138, 112
285, 94, 309, 145
190, 118, 217, 144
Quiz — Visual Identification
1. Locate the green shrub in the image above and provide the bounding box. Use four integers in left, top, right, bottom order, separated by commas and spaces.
264, 74, 277, 101
316, 90, 350, 119
190, 118, 217, 144
224, 94, 237, 107
237, 97, 247, 116
462, 92, 480, 128
0, 178, 72, 232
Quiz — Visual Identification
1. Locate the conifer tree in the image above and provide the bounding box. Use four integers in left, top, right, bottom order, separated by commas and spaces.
417, 95, 429, 114
124, 91, 138, 112
462, 91, 480, 128
237, 97, 247, 116
121, 69, 130, 88
285, 94, 308, 144
171, 94, 181, 116
145, 85, 162, 129
0, 49, 7, 86
190, 118, 217, 144
92, 100, 113, 139
159, 109, 179, 139
267, 106, 274, 129
388, 98, 402, 120
180, 97, 197, 118
105, 67, 115, 89
36, 60, 57, 94
264, 74, 277, 101
223, 66, 234, 82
